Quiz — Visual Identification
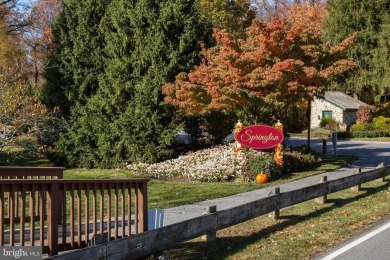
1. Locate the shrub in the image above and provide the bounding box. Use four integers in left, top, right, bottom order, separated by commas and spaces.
351, 130, 390, 138
374, 101, 390, 118
243, 146, 322, 182
183, 115, 205, 144
302, 128, 332, 139
283, 146, 322, 173
336, 131, 352, 138
243, 151, 282, 181
356, 105, 375, 124
350, 122, 373, 132
350, 116, 390, 138
320, 116, 338, 131
203, 111, 235, 144
373, 116, 390, 130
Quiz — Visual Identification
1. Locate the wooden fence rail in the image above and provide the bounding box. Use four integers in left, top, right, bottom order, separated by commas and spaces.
0, 178, 149, 256
47, 164, 389, 260
0, 166, 64, 179
0, 167, 64, 228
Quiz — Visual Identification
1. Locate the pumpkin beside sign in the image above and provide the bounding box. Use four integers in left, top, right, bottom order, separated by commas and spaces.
255, 173, 269, 183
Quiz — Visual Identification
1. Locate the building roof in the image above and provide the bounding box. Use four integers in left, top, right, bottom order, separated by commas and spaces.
324, 91, 368, 111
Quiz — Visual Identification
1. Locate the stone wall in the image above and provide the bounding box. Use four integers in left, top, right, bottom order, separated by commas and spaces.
311, 99, 344, 128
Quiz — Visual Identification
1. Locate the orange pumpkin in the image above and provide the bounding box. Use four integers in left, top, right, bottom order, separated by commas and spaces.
255, 173, 269, 183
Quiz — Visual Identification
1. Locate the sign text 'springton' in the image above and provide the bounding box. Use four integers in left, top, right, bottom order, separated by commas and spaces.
240, 131, 280, 144
235, 125, 283, 150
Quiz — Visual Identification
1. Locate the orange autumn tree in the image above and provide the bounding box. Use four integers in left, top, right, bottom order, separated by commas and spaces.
25, 0, 62, 86
163, 4, 358, 126
0, 70, 61, 160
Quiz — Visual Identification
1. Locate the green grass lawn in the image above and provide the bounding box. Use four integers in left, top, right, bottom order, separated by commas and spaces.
0, 145, 48, 166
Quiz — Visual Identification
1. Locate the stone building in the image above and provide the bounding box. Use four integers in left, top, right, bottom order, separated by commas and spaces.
311, 91, 369, 131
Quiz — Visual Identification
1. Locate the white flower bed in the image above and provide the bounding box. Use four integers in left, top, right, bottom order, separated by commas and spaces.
126, 144, 247, 181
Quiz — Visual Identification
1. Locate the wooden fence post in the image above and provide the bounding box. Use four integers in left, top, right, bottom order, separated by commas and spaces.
315, 176, 328, 204
269, 187, 280, 220
376, 162, 386, 182
202, 206, 217, 243
351, 168, 362, 192
136, 182, 148, 233
47, 182, 59, 256
202, 206, 217, 242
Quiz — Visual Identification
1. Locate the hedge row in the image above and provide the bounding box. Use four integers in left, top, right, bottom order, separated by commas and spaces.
349, 130, 390, 138
243, 147, 322, 182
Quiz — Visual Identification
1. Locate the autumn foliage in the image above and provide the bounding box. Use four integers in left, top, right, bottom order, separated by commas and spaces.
28, 0, 62, 47
0, 84, 48, 129
163, 4, 358, 123
0, 0, 61, 156
356, 105, 375, 124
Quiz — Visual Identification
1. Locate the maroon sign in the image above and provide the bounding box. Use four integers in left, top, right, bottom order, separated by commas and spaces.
235, 125, 284, 150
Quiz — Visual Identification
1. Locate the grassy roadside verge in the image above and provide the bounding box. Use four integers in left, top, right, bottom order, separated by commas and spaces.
162, 178, 390, 260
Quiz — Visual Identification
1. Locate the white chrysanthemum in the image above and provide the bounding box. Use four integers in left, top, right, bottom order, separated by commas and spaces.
126, 144, 250, 181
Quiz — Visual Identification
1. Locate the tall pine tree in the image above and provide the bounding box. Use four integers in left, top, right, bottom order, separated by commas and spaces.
323, 0, 390, 104
196, 0, 255, 38
44, 0, 209, 167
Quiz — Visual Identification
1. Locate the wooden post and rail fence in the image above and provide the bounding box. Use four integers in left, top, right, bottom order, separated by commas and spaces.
0, 167, 149, 257
47, 163, 389, 260
0, 167, 64, 231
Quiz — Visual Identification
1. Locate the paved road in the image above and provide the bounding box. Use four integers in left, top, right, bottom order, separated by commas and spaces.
315, 219, 390, 260
286, 137, 390, 169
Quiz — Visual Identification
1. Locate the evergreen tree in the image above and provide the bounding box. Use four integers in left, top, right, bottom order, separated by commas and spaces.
196, 0, 255, 38
43, 0, 109, 167
323, 0, 390, 104
43, 0, 108, 113
44, 0, 209, 167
